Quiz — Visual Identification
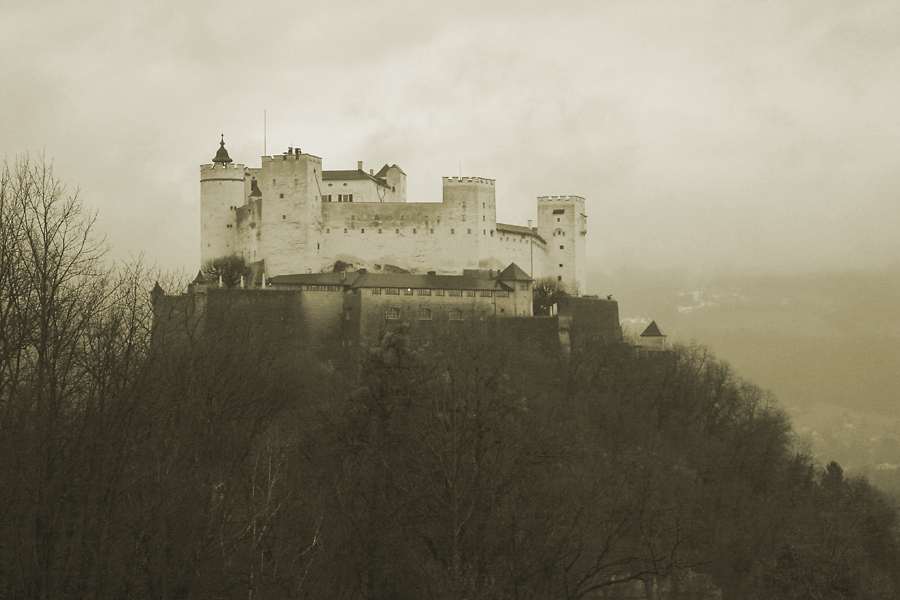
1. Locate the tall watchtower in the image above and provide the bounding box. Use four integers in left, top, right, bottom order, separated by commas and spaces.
537, 195, 587, 294
200, 136, 247, 264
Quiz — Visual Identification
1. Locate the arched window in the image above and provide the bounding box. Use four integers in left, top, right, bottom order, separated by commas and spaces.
418, 308, 432, 320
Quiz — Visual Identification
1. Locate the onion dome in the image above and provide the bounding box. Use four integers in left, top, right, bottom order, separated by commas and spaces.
212, 134, 233, 164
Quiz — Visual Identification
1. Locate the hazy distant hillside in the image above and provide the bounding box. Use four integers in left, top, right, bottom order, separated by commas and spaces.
596, 264, 900, 493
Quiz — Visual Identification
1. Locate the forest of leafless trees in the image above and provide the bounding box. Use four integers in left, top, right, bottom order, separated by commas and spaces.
1, 156, 898, 599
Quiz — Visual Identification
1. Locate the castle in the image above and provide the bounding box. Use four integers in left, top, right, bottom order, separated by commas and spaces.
201, 137, 588, 293
151, 136, 622, 354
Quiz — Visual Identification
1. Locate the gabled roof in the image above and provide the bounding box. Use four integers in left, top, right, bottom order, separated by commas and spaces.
640, 321, 666, 337
322, 169, 390, 188
497, 263, 533, 282
374, 163, 406, 177
192, 270, 207, 284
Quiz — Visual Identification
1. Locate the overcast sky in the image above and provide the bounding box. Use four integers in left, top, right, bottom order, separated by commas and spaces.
2, 0, 898, 285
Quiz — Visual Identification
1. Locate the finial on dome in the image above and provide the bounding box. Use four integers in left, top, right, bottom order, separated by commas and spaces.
212, 134, 233, 164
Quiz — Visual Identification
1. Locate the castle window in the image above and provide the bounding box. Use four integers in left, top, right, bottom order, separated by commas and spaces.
462, 202, 466, 208
483, 230, 486, 235
558, 276, 563, 282
466, 290, 476, 297
483, 202, 485, 208
480, 290, 492, 298
324, 195, 332, 202
386, 288, 400, 295
449, 290, 463, 297
560, 245, 564, 249
559, 264, 564, 268
379, 229, 382, 234
384, 307, 400, 320
326, 228, 330, 233
435, 289, 445, 296
483, 215, 485, 221
451, 229, 455, 234
372, 288, 382, 294
413, 228, 417, 234
497, 291, 509, 298
294, 178, 299, 185
344, 228, 348, 233
519, 283, 528, 290
404, 288, 413, 296
272, 179, 276, 185
553, 209, 565, 214
418, 308, 432, 320
557, 217, 560, 222
317, 243, 320, 249
395, 229, 399, 234
282, 215, 286, 219
328, 183, 333, 187
430, 229, 434, 234
462, 215, 466, 221
417, 289, 431, 296
343, 183, 348, 186
467, 229, 471, 234
449, 309, 463, 321
361, 228, 365, 233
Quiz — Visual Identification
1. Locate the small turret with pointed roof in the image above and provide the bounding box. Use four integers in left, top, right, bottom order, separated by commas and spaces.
212, 134, 233, 165
639, 320, 667, 351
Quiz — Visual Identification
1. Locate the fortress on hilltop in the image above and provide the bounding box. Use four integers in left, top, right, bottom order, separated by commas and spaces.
151, 136, 623, 354
201, 137, 588, 293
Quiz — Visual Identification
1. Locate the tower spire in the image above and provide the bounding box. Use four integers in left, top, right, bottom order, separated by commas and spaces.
212, 134, 233, 165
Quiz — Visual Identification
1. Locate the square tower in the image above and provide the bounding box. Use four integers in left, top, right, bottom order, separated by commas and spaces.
536, 195, 587, 295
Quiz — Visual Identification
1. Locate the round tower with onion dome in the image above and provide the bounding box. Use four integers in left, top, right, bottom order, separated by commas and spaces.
200, 136, 247, 264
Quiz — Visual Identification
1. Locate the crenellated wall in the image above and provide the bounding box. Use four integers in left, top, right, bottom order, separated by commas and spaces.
199, 141, 591, 292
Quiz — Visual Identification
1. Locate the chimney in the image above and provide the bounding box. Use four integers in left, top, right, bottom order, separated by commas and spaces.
358, 268, 367, 275
357, 160, 363, 171
527, 219, 533, 229
369, 169, 374, 176
427, 270, 436, 276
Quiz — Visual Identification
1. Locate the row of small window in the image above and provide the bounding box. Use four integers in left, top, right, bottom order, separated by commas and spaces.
300, 285, 342, 291
322, 195, 353, 202
372, 288, 510, 298
324, 227, 491, 235
384, 308, 465, 320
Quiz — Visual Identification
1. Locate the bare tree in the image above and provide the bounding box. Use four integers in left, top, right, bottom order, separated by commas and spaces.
532, 276, 568, 316
202, 254, 248, 288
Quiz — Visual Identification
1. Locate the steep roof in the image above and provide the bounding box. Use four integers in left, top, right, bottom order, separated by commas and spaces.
192, 270, 207, 284
322, 169, 390, 188
497, 263, 533, 282
374, 163, 406, 177
640, 320, 666, 337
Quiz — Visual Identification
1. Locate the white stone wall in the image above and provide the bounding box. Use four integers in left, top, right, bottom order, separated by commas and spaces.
537, 196, 587, 294
200, 162, 246, 264
200, 149, 589, 289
